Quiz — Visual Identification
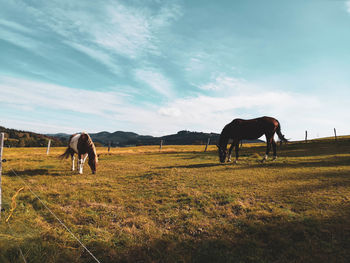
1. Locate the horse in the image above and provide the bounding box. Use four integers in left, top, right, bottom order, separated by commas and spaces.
59, 132, 98, 174
217, 116, 287, 164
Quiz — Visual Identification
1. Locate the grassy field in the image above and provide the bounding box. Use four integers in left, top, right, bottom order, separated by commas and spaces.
0, 137, 349, 262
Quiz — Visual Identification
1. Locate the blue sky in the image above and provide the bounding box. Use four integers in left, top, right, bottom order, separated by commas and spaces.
1, 0, 350, 140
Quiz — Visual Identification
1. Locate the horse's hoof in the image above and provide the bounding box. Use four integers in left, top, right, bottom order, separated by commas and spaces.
272, 157, 277, 161
227, 159, 232, 162
234, 160, 238, 164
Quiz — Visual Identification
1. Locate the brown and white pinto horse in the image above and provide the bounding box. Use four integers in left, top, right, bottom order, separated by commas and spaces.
59, 132, 98, 174
217, 116, 287, 163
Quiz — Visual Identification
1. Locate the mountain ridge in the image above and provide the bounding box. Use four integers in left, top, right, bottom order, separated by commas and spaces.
0, 126, 264, 147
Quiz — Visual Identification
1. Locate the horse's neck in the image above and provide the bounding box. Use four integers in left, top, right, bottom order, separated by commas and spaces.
87, 147, 96, 159
219, 132, 229, 148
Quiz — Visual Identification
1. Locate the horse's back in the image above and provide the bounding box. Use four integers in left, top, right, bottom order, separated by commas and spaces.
227, 116, 279, 139
69, 133, 81, 153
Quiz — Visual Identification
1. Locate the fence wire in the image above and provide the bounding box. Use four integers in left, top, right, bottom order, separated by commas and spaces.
6, 168, 101, 263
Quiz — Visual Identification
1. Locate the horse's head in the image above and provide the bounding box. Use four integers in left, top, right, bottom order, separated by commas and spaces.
217, 144, 227, 163
88, 155, 98, 174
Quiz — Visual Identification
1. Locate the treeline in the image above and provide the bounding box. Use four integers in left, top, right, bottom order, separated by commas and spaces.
0, 126, 67, 147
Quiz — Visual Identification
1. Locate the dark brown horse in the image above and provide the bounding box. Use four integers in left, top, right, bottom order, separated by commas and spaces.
217, 116, 287, 163
59, 132, 98, 174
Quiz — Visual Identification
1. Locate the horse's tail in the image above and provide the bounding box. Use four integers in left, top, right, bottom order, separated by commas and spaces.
59, 147, 73, 160
276, 120, 288, 143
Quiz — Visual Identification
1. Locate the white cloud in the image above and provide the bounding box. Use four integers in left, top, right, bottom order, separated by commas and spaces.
200, 76, 245, 91
0, 75, 125, 116
346, 1, 350, 14
1, 75, 348, 140
158, 107, 181, 117
134, 68, 174, 97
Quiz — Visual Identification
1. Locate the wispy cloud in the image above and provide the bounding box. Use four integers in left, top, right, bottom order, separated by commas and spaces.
134, 68, 174, 98
0, 27, 39, 50
199, 76, 245, 91
0, 19, 33, 33
0, 1, 182, 77
346, 1, 350, 14
8, 0, 182, 59
67, 42, 121, 75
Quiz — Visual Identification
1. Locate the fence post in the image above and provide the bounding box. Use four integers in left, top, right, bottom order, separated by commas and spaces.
159, 140, 163, 151
46, 139, 51, 155
0, 133, 4, 218
305, 130, 307, 143
334, 128, 337, 142
108, 141, 111, 153
204, 138, 210, 152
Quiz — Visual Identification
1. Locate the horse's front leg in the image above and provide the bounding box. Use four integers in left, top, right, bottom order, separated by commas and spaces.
83, 153, 88, 164
227, 144, 235, 162
78, 153, 84, 174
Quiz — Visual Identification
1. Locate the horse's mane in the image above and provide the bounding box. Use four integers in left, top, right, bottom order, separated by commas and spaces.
81, 132, 98, 162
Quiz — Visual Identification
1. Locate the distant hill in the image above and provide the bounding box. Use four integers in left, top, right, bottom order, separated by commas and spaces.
0, 126, 264, 147
0, 126, 67, 147
48, 130, 264, 146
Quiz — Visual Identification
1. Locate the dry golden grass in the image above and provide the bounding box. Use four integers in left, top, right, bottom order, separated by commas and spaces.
0, 138, 350, 262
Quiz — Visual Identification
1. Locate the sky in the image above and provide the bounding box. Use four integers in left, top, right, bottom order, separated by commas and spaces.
1, 0, 350, 140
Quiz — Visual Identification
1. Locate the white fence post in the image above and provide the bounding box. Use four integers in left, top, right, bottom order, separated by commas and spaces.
0, 132, 4, 218
159, 140, 163, 151
46, 139, 51, 155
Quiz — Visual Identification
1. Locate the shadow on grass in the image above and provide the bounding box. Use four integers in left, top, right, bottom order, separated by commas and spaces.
4, 169, 60, 177
160, 163, 223, 169
231, 155, 350, 171
160, 154, 349, 170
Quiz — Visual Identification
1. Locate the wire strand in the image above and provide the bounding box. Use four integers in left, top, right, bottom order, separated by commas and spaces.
10, 168, 101, 263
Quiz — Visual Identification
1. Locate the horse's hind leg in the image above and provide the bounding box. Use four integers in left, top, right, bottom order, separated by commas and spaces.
234, 142, 239, 164
272, 139, 277, 160
71, 153, 75, 171
262, 135, 272, 163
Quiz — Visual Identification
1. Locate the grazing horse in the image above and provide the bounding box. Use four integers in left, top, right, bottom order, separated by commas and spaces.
217, 116, 287, 163
59, 132, 98, 174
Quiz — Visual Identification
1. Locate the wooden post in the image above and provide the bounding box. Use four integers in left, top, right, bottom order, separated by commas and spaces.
108, 141, 111, 153
159, 140, 163, 151
334, 128, 337, 141
0, 133, 4, 218
305, 130, 307, 143
46, 139, 51, 155
204, 138, 210, 152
